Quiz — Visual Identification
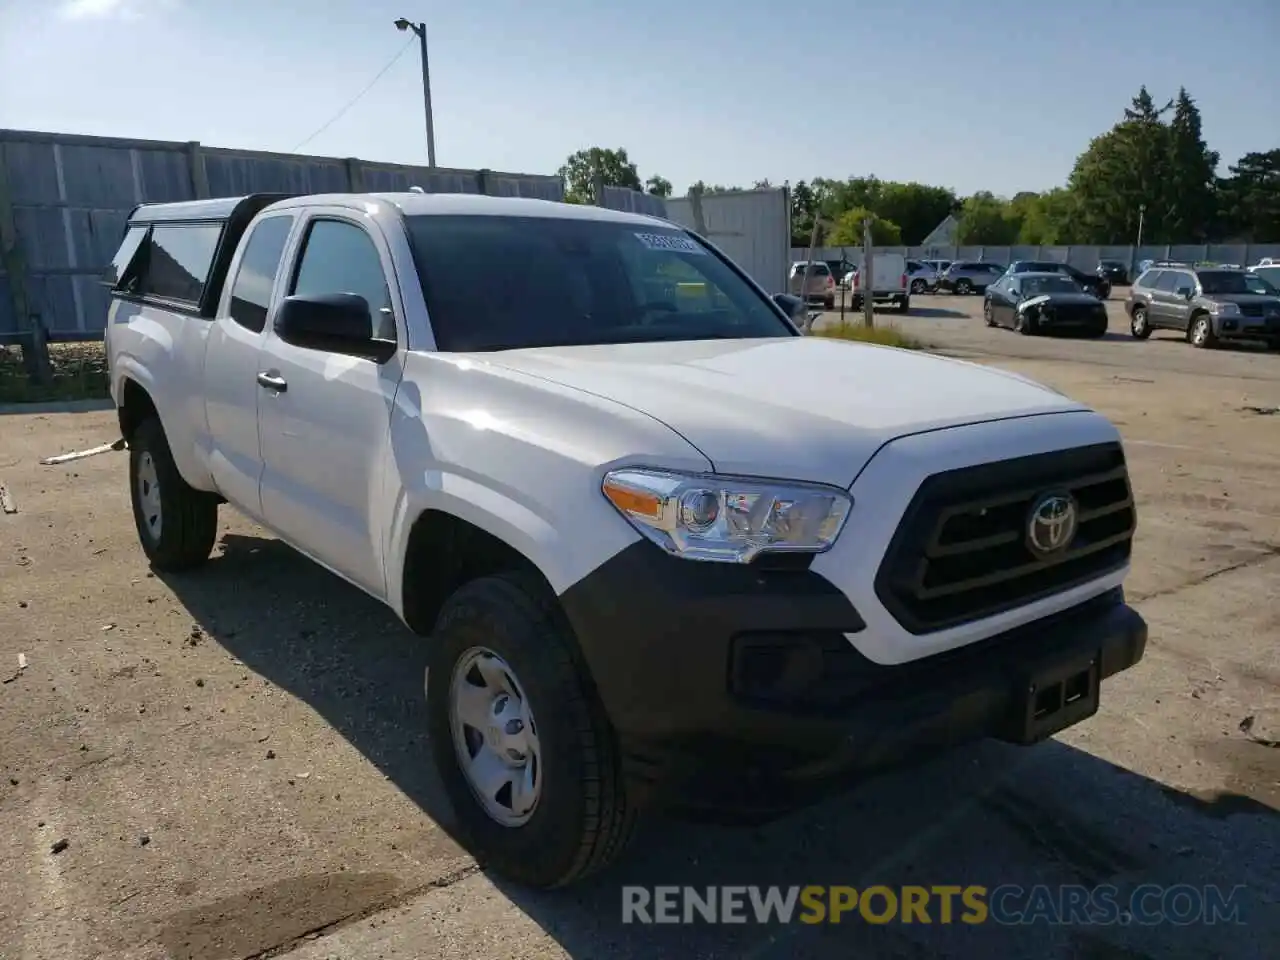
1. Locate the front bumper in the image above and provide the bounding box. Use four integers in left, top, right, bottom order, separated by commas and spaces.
1216, 316, 1280, 341
559, 541, 1147, 820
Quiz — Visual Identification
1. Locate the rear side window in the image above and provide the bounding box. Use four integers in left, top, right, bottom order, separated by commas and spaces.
228, 216, 294, 333
1154, 272, 1180, 292
106, 225, 149, 291
143, 223, 223, 306
1136, 269, 1161, 288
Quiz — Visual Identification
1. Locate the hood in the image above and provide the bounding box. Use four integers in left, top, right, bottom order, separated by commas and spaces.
482, 337, 1086, 488
1205, 293, 1280, 307
1020, 292, 1104, 309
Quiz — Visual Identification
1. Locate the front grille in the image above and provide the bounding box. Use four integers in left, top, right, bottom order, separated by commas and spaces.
1239, 304, 1264, 318
1045, 303, 1103, 323
875, 442, 1135, 635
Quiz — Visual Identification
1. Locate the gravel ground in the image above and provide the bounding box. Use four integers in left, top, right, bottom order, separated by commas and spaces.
1, 301, 1277, 959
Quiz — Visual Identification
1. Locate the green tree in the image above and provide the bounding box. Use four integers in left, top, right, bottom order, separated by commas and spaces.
1067, 86, 1174, 243
790, 180, 820, 246
827, 207, 902, 246
1163, 88, 1219, 242
688, 180, 744, 194
873, 181, 959, 245
1217, 149, 1280, 241
1012, 188, 1078, 244
955, 191, 1020, 244
558, 147, 642, 203
645, 174, 673, 198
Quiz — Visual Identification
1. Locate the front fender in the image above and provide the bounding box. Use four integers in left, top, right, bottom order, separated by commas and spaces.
381, 352, 713, 619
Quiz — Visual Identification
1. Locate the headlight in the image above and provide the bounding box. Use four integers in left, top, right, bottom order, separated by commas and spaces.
601, 468, 852, 563
1213, 302, 1240, 316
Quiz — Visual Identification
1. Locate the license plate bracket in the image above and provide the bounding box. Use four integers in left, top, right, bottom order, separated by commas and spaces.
1009, 652, 1100, 744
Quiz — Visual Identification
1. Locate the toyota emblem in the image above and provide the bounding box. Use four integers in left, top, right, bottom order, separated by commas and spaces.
1026, 492, 1078, 557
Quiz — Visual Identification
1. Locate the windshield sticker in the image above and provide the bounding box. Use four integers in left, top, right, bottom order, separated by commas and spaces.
634, 232, 705, 255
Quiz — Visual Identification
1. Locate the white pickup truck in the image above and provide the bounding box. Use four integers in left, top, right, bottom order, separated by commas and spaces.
104, 192, 1147, 889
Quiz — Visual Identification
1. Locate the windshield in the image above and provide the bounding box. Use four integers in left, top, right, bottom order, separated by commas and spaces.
1197, 271, 1250, 295
1245, 273, 1279, 295
405, 215, 794, 351
1022, 276, 1082, 296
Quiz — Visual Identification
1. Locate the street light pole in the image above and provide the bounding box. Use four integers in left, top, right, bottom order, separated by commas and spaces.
395, 18, 436, 168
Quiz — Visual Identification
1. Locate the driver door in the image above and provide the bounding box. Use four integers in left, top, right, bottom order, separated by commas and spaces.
256, 211, 405, 597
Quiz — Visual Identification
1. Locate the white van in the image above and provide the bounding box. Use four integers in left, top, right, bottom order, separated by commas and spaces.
849, 252, 910, 312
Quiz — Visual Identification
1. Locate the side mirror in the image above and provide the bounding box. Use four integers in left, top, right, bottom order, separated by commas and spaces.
772, 292, 806, 322
274, 293, 395, 362
1176, 286, 1194, 299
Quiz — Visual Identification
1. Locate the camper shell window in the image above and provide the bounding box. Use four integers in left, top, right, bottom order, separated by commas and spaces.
107, 193, 295, 317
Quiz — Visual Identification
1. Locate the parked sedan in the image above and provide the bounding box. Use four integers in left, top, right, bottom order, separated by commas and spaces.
983, 272, 1109, 337
1005, 260, 1112, 300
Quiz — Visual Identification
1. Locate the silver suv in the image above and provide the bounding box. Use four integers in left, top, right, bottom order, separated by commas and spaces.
789, 261, 836, 309
938, 261, 1005, 295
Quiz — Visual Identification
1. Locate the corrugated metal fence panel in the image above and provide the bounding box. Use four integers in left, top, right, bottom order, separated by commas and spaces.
359, 162, 481, 194
598, 185, 668, 218
202, 149, 350, 196
666, 189, 790, 294
1, 128, 564, 341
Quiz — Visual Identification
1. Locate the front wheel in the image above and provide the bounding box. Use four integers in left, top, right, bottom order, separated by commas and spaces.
983, 300, 996, 326
955, 279, 973, 295
1188, 314, 1216, 349
129, 416, 218, 571
1015, 311, 1035, 336
1129, 306, 1152, 339
910, 279, 926, 294
427, 573, 636, 889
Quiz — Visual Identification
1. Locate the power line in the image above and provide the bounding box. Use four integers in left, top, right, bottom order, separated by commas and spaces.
289, 37, 416, 153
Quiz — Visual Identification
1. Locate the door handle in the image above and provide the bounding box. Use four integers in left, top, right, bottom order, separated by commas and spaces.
256, 372, 287, 392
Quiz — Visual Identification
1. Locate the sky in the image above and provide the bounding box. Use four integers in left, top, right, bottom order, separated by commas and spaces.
1, 0, 1277, 197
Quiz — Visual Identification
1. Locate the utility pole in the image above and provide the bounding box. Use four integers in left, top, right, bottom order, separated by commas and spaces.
1134, 203, 1145, 274
862, 218, 875, 328
395, 18, 436, 167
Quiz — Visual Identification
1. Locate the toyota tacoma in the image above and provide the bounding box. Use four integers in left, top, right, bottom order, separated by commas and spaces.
104, 192, 1147, 889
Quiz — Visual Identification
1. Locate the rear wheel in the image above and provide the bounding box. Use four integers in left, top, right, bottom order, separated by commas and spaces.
428, 573, 636, 889
910, 278, 926, 294
897, 296, 911, 313
1129, 306, 1152, 339
128, 416, 218, 571
1188, 314, 1216, 348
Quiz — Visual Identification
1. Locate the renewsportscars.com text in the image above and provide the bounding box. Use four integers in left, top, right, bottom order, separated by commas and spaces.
621, 884, 1247, 926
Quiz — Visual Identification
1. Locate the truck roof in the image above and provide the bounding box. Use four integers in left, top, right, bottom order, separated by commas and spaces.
128, 193, 294, 225
263, 192, 672, 227
128, 192, 676, 229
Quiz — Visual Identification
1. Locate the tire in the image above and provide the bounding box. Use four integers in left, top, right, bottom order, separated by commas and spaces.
955, 279, 973, 295
824, 297, 835, 310
129, 416, 218, 572
1129, 306, 1152, 339
910, 279, 926, 294
897, 296, 911, 313
983, 300, 996, 326
427, 573, 636, 889
1015, 311, 1034, 336
1188, 313, 1216, 349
